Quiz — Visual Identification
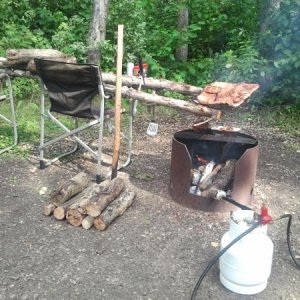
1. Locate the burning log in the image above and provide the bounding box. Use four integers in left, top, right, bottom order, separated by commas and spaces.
42, 172, 90, 216
199, 161, 216, 183
199, 163, 224, 190
85, 177, 125, 217
93, 189, 136, 230
202, 159, 236, 197
190, 158, 237, 197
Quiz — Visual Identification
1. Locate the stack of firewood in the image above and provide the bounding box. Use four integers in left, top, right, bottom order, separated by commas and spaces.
42, 172, 136, 231
189, 157, 236, 197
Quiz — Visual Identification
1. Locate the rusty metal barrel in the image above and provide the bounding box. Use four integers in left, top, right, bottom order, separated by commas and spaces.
169, 129, 259, 212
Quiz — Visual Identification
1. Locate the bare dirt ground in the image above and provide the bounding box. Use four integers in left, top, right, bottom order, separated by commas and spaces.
0, 107, 300, 300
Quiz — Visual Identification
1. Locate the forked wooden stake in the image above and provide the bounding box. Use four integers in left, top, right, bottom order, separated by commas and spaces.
111, 24, 124, 179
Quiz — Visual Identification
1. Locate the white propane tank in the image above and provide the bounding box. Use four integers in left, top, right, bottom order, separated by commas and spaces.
219, 209, 274, 295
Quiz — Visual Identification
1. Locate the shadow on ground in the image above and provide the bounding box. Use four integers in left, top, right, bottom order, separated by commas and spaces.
0, 110, 299, 300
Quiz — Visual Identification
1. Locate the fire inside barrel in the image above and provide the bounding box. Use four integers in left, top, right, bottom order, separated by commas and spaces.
169, 129, 259, 212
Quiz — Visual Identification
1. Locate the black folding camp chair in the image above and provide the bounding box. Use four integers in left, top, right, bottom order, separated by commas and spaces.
0, 73, 18, 154
34, 59, 134, 183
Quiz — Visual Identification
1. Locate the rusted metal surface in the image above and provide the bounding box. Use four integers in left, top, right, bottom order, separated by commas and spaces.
169, 129, 259, 212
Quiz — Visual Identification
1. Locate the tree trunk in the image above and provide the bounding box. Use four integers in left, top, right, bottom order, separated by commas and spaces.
6, 49, 72, 61
105, 85, 221, 118
87, 0, 109, 64
102, 73, 202, 95
85, 177, 125, 217
175, 1, 189, 62
259, 0, 282, 33
4, 49, 76, 69
93, 189, 135, 230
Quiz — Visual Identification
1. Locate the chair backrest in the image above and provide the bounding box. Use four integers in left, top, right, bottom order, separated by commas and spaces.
34, 58, 103, 119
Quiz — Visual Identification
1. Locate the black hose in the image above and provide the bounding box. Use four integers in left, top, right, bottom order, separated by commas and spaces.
277, 214, 300, 269
222, 195, 252, 211
190, 221, 260, 300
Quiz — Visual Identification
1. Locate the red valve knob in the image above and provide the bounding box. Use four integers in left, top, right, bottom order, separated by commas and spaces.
261, 205, 272, 225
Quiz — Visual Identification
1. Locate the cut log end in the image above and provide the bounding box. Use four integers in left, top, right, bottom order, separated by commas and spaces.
93, 217, 106, 231
42, 203, 56, 216
66, 209, 84, 227
82, 216, 94, 230
53, 206, 66, 220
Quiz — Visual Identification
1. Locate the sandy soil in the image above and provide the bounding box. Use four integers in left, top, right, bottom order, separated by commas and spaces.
0, 107, 299, 300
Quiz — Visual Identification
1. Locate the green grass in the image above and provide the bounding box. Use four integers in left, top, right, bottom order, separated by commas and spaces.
0, 99, 74, 157
235, 103, 300, 137
257, 104, 300, 137
1, 97, 299, 157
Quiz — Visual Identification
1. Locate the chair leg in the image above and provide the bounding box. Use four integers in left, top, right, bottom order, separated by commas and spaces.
0, 75, 18, 154
118, 99, 134, 170
95, 84, 106, 183
38, 84, 79, 168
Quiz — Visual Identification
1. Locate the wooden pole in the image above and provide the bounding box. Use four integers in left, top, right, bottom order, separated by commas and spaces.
111, 25, 124, 179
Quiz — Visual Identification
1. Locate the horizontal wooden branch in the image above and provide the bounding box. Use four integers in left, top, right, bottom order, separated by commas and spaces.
105, 85, 221, 118
102, 73, 202, 95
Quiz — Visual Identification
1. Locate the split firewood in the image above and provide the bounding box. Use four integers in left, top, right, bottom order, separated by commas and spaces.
66, 209, 85, 227
203, 159, 236, 197
82, 215, 94, 230
93, 189, 136, 230
85, 177, 125, 217
48, 172, 89, 206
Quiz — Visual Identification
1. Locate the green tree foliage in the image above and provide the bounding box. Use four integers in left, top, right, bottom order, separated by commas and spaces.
258, 0, 300, 104
0, 0, 299, 105
0, 0, 91, 59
